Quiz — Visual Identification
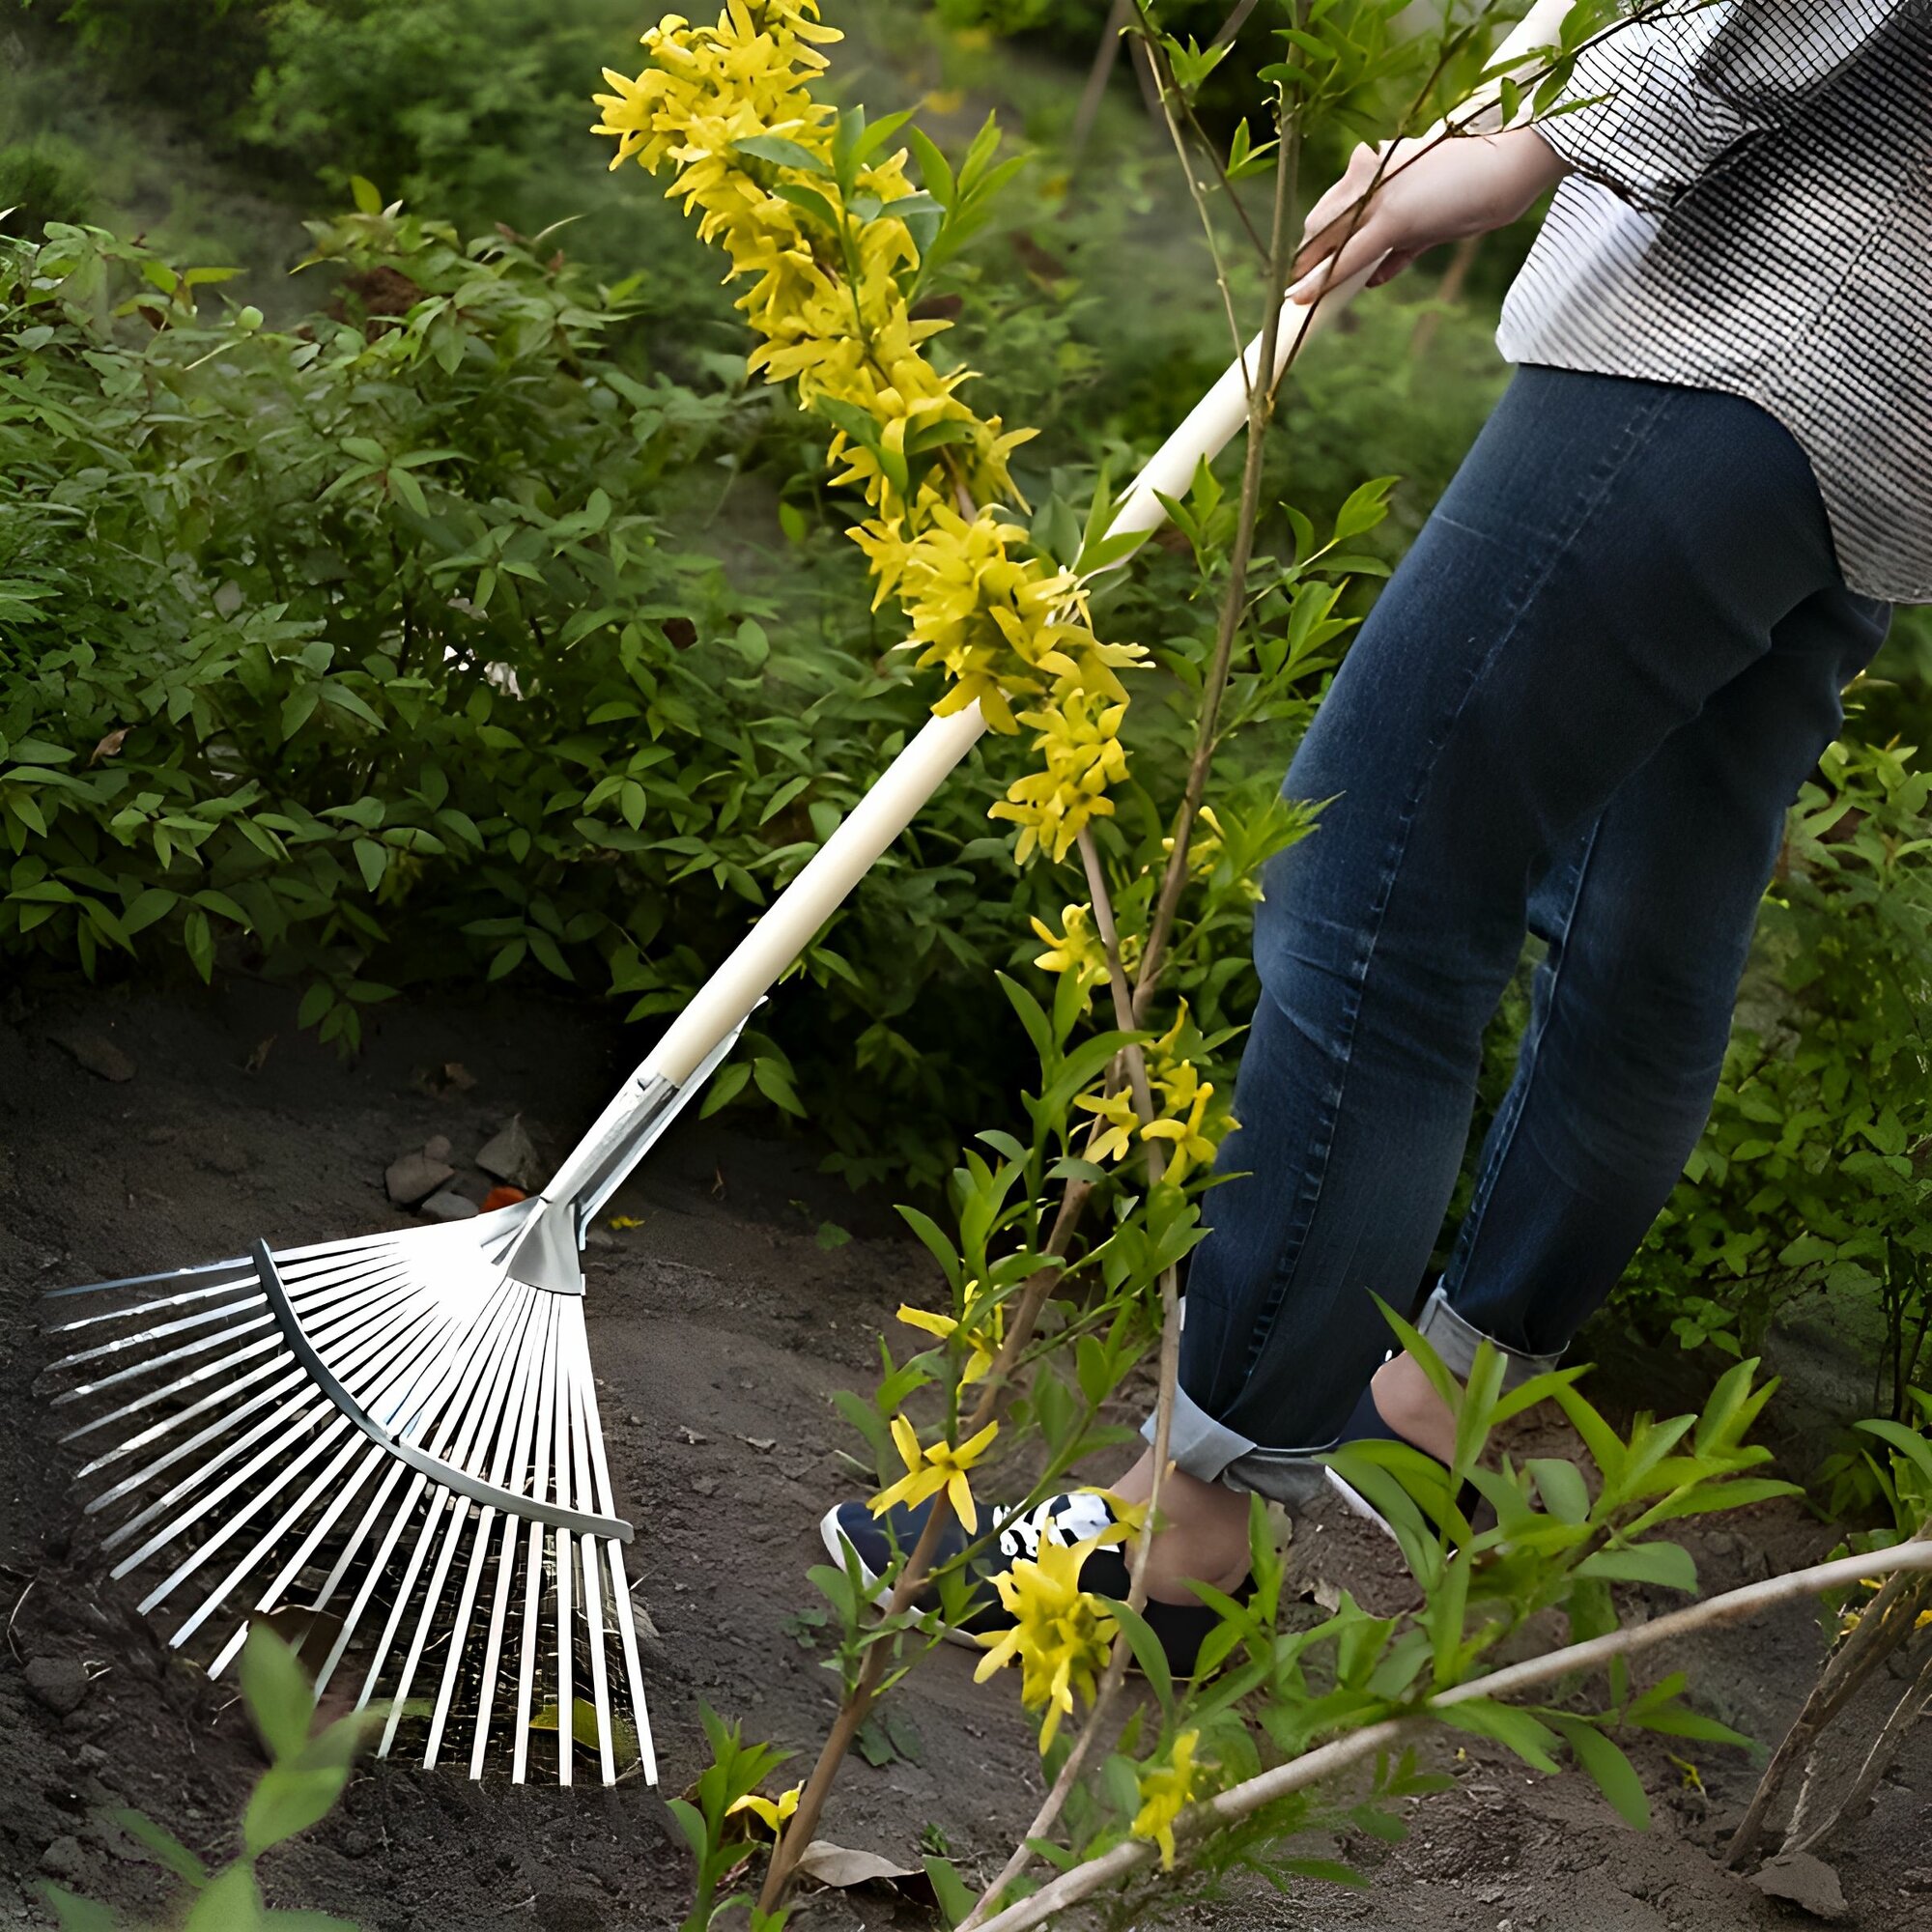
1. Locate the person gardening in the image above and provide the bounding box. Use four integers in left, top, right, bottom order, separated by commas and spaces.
827, 0, 1932, 1662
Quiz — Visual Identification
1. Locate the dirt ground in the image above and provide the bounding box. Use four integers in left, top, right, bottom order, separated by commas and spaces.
1, 980, 1928, 1932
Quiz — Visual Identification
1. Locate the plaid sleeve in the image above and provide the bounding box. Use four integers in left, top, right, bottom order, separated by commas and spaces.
1534, 0, 1909, 211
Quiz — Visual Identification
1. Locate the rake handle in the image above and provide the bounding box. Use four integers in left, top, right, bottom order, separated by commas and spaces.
607, 0, 1577, 1096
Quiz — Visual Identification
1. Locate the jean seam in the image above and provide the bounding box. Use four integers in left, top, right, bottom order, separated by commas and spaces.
1443, 817, 1602, 1311
1230, 379, 1676, 1399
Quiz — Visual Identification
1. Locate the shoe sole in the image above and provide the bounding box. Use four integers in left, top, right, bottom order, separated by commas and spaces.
816, 1507, 985, 1653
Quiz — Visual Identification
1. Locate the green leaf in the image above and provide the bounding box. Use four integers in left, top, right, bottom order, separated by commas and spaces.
923, 1855, 978, 1927
111, 1808, 210, 1886
1438, 1696, 1560, 1773
240, 1624, 315, 1763
733, 135, 830, 174
1099, 1597, 1174, 1715
350, 176, 384, 214
40, 1887, 128, 1932
1549, 1718, 1650, 1830
353, 838, 387, 893
183, 1864, 265, 1932
1527, 1459, 1590, 1525
243, 1763, 351, 1857
1576, 1542, 1699, 1593
1857, 1417, 1932, 1485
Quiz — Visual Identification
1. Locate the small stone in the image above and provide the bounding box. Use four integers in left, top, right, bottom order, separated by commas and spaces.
676, 1427, 707, 1445
39, 1837, 85, 1881
385, 1151, 456, 1207
690, 1477, 718, 1497
24, 1657, 90, 1717
626, 1414, 642, 1427
1752, 1854, 1851, 1921
423, 1134, 452, 1163
475, 1116, 543, 1190
49, 1030, 136, 1082
584, 1226, 616, 1250
420, 1188, 478, 1222
745, 1436, 777, 1453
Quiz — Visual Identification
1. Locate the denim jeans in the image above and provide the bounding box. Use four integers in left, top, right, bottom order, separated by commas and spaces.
1155, 366, 1891, 1499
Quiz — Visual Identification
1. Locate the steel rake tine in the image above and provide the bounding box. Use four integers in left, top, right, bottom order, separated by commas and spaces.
98, 1277, 440, 1557
250, 1435, 394, 1625
360, 1283, 538, 1729
561, 1308, 616, 1784
384, 1288, 540, 1762
44, 1276, 268, 1337
513, 1298, 563, 1784
43, 1256, 255, 1302
428, 1292, 551, 1770
110, 1259, 466, 1573
170, 1422, 377, 1648
551, 1316, 579, 1789
52, 1304, 275, 1405
573, 1312, 655, 1783
83, 1276, 438, 1508
469, 1293, 554, 1779
134, 1409, 355, 1609
164, 1284, 473, 1641
330, 1470, 432, 1706
65, 1330, 287, 1454
312, 1461, 419, 1698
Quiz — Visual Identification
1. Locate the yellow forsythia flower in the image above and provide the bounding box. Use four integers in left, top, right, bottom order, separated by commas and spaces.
973, 1531, 1120, 1750
897, 1282, 1005, 1386
868, 1415, 999, 1532
726, 1782, 802, 1834
595, 1, 1144, 865
1074, 1085, 1140, 1164
1131, 1729, 1205, 1868
990, 690, 1131, 866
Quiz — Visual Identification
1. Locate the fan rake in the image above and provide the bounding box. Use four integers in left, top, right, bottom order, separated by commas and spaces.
44, 1212, 653, 1785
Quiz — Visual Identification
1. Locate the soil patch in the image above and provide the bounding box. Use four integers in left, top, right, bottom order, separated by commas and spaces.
1, 983, 1927, 1930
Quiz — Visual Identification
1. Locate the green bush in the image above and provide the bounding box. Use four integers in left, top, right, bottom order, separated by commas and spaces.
0, 205, 1030, 1177
0, 136, 95, 236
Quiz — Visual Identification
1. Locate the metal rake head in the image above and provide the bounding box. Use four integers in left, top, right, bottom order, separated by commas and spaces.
41, 1205, 655, 1786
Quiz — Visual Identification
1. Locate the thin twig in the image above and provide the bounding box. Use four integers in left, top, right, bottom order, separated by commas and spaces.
1785, 1634, 1932, 1859
1725, 1520, 1932, 1864
1069, 0, 1135, 170
971, 1536, 1932, 1932
1133, 87, 1301, 1019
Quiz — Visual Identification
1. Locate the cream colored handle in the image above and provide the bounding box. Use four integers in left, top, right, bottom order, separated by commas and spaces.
647, 703, 989, 1085
637, 0, 1577, 1093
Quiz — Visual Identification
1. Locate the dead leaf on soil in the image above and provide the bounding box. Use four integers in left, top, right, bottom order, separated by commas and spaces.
242, 1035, 276, 1074
48, 1029, 136, 1082
1751, 1853, 1851, 1921
795, 1841, 918, 1889
88, 727, 128, 765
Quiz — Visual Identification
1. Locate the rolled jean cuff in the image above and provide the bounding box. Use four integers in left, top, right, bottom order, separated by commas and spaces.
1141, 1386, 1334, 1509
1414, 1283, 1563, 1390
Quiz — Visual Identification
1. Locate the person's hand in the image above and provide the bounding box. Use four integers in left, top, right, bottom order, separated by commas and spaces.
1289, 126, 1570, 305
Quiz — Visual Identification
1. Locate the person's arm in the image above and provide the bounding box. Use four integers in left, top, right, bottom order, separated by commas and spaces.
1541, 0, 1904, 210
1290, 1, 1906, 302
